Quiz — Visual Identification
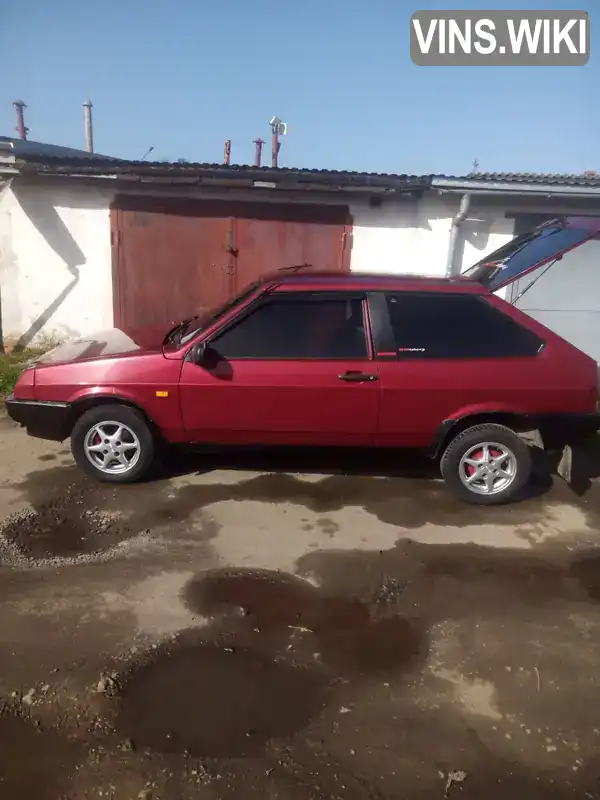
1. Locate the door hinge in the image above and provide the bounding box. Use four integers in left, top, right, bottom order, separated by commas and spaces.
226, 226, 238, 256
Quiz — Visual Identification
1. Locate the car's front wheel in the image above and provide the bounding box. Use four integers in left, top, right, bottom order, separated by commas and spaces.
71, 404, 155, 483
440, 423, 532, 505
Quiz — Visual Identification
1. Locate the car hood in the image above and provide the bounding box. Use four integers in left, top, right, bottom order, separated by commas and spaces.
34, 325, 169, 365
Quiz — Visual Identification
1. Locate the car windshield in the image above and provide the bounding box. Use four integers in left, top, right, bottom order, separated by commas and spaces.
178, 281, 261, 345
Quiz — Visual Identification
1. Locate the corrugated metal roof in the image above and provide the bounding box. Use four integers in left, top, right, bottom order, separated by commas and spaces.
440, 171, 600, 188
16, 155, 431, 189
4, 136, 600, 191
0, 136, 121, 162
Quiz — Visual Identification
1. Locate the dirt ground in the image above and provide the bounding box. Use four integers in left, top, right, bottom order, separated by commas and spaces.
2, 417, 600, 798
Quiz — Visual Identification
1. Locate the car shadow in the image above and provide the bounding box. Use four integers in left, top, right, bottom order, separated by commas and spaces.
146, 443, 555, 504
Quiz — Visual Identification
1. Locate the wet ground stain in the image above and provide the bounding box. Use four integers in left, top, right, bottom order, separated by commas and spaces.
5, 447, 600, 796
9, 448, 558, 534
569, 551, 600, 603
184, 567, 423, 676
1, 459, 220, 561
0, 711, 81, 799
112, 568, 424, 762
0, 479, 138, 559
8, 442, 600, 565
117, 640, 329, 758
172, 471, 550, 529
295, 537, 597, 624
3, 542, 600, 797
316, 517, 340, 537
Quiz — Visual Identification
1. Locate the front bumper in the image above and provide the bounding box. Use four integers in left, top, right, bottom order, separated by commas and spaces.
5, 395, 72, 442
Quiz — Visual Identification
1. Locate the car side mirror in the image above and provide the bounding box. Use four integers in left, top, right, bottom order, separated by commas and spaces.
192, 342, 217, 368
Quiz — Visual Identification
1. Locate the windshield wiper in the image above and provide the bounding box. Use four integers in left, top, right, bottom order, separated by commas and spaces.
164, 316, 198, 346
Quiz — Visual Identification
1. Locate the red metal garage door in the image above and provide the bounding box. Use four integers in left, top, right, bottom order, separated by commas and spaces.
110, 196, 352, 333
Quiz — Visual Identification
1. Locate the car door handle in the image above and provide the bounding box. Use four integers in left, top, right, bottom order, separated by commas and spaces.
338, 371, 379, 382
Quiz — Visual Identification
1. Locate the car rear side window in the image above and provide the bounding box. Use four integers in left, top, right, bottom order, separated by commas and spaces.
210, 293, 368, 359
385, 292, 544, 359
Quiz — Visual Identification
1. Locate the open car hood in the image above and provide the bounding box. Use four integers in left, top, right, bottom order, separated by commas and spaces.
462, 216, 600, 292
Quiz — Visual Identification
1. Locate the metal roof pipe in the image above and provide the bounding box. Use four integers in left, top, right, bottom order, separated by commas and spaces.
446, 193, 471, 277
0, 177, 10, 354
83, 100, 94, 153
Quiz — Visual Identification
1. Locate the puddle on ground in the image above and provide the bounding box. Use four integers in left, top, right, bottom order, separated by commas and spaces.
116, 640, 330, 758
113, 568, 424, 760
184, 567, 321, 630
183, 567, 424, 677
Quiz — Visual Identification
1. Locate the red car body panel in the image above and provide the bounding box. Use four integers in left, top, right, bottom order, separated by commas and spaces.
9, 216, 600, 451
374, 297, 597, 447
178, 358, 381, 446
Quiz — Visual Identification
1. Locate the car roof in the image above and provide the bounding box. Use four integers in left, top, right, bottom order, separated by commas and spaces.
258, 270, 486, 295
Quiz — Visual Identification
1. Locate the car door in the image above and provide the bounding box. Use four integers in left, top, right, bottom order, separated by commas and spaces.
370, 290, 548, 448
178, 290, 381, 446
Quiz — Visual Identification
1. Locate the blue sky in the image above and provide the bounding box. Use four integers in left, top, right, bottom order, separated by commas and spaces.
1, 0, 597, 175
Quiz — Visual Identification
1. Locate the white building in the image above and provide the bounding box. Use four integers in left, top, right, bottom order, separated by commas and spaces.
2, 136, 600, 360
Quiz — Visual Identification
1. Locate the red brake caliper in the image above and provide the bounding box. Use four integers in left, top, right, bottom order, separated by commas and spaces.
490, 448, 502, 468
466, 448, 483, 477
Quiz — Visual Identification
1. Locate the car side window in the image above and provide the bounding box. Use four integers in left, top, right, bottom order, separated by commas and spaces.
385, 292, 544, 359
210, 293, 368, 359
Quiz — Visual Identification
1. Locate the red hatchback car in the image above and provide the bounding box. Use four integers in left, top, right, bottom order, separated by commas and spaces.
7, 216, 600, 505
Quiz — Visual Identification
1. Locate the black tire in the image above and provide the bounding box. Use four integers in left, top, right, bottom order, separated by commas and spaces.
71, 404, 155, 484
440, 423, 532, 505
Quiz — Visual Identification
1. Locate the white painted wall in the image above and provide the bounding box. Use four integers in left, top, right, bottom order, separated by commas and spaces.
350, 195, 515, 279
0, 181, 114, 346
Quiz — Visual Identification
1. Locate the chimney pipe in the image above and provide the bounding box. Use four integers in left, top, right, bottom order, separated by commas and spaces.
13, 100, 28, 140
83, 99, 94, 153
253, 138, 264, 167
223, 139, 231, 165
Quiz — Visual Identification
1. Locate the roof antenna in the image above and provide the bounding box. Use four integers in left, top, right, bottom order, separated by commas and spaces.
269, 116, 287, 168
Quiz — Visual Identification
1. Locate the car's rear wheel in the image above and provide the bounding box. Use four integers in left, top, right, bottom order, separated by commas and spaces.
440, 423, 532, 505
71, 404, 155, 483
